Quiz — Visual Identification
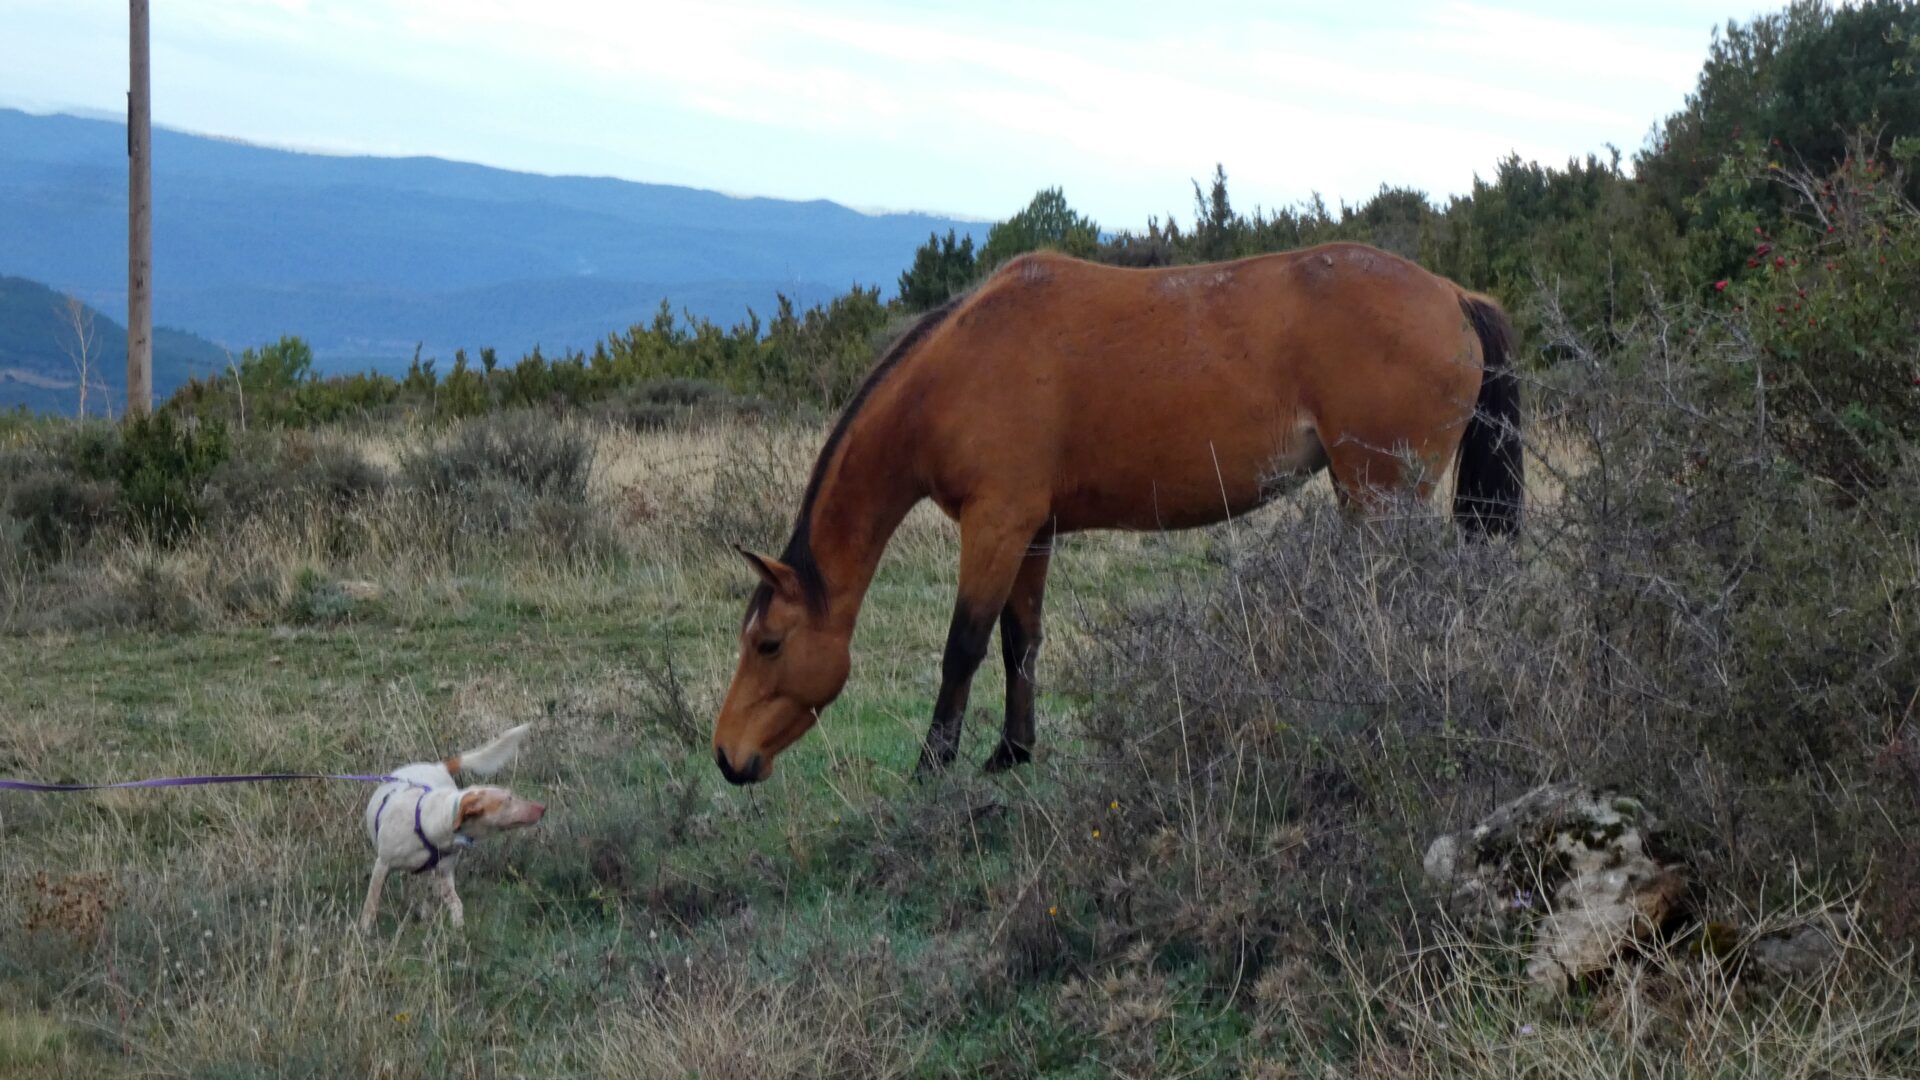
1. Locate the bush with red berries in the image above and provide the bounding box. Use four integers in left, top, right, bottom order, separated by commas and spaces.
1716, 131, 1920, 495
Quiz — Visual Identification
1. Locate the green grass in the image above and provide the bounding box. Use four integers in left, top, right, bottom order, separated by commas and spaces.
3, 416, 1916, 1078
0, 441, 1186, 1075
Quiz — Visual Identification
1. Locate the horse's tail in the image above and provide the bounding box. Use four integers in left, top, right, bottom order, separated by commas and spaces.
1453, 293, 1523, 538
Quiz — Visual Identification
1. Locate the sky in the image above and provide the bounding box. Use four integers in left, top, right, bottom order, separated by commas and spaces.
0, 0, 1777, 226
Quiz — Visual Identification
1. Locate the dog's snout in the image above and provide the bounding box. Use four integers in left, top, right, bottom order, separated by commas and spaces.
715, 748, 764, 786
527, 801, 546, 822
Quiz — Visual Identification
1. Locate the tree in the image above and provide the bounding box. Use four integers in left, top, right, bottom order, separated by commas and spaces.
979, 188, 1100, 269
236, 335, 315, 393
1190, 164, 1239, 262
898, 229, 978, 311
1343, 185, 1434, 261
1637, 1, 1920, 237
55, 294, 106, 418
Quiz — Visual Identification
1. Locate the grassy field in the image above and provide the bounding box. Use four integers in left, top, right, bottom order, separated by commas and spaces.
2, 410, 1917, 1078
0, 418, 1214, 1076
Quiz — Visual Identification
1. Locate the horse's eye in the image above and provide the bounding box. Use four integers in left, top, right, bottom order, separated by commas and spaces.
756, 638, 782, 658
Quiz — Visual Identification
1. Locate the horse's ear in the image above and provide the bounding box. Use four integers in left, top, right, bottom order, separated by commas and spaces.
734, 545, 801, 600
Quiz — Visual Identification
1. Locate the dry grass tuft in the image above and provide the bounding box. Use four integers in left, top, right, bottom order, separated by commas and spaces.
596, 954, 922, 1079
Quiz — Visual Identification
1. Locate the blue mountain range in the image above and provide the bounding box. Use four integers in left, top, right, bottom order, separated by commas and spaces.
0, 108, 983, 381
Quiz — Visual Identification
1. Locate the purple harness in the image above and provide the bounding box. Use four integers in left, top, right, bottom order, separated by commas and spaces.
1, 771, 449, 875
371, 784, 448, 874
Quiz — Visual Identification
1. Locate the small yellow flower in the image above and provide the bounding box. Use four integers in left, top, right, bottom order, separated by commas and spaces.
1109, 800, 1119, 811
1091, 829, 1101, 839
1047, 905, 1058, 917
393, 1012, 411, 1025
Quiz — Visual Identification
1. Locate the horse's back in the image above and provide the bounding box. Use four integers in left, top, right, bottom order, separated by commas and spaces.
909, 245, 1486, 530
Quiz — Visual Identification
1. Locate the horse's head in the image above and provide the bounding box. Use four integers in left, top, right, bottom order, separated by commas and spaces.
712, 547, 850, 784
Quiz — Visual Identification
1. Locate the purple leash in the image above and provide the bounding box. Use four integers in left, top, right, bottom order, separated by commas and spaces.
0, 772, 407, 792
3, 771, 448, 874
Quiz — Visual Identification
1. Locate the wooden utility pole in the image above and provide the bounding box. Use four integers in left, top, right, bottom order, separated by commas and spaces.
127, 0, 152, 417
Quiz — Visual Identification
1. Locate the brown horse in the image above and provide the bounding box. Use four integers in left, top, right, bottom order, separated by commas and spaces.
712, 242, 1521, 785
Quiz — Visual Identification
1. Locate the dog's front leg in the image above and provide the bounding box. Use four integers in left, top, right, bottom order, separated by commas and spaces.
430, 865, 464, 928
359, 860, 391, 932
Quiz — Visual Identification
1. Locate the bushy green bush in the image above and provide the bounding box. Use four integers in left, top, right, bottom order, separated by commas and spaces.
2, 415, 230, 553
979, 187, 1100, 269
112, 412, 229, 544
1709, 137, 1920, 493
898, 229, 977, 312
1638, 0, 1920, 258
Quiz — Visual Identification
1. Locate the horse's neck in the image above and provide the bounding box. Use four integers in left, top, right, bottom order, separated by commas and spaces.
808, 407, 926, 631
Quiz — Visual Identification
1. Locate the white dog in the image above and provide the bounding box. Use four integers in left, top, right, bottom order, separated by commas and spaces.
359, 724, 545, 931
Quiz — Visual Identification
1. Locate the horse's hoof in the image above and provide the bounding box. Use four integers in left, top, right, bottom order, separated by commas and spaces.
981, 743, 1031, 773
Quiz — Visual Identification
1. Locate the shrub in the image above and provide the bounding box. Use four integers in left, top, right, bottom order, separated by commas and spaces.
1717, 135, 1920, 494
113, 412, 229, 544
671, 423, 802, 551
287, 567, 351, 625
402, 412, 593, 501
898, 229, 978, 312
203, 432, 388, 529
979, 187, 1100, 269
1009, 285, 1920, 1039
399, 413, 614, 563
3, 469, 116, 559
588, 379, 772, 433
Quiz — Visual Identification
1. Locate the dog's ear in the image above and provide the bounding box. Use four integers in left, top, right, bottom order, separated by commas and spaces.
457, 789, 501, 826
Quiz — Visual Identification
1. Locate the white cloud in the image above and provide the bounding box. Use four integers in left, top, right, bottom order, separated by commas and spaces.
0, 0, 1766, 222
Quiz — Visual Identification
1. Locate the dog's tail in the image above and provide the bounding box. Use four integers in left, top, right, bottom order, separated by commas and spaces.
445, 724, 531, 778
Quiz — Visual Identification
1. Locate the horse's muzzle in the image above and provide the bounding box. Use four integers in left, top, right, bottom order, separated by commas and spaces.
715, 748, 765, 786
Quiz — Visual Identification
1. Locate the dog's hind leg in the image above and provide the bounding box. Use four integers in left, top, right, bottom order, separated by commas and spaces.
359, 860, 390, 932
430, 865, 465, 928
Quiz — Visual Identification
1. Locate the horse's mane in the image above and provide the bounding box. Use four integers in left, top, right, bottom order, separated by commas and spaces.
746, 296, 962, 619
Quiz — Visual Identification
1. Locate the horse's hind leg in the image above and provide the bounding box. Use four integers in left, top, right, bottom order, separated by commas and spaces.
1323, 436, 1440, 524
985, 532, 1053, 773
916, 504, 1046, 779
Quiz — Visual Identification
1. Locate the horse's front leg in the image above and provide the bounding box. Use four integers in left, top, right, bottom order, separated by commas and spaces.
916, 505, 1045, 779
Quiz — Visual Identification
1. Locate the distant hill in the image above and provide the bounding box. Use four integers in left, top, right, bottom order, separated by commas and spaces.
0, 108, 983, 374
0, 274, 226, 414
